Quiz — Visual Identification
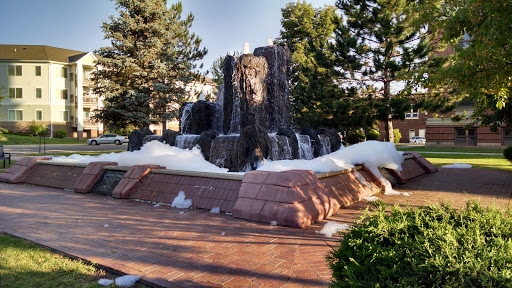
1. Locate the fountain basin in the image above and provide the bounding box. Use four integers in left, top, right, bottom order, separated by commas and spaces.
0, 153, 437, 228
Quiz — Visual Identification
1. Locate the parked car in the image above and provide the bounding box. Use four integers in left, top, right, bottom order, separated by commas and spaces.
87, 134, 128, 145
410, 136, 426, 144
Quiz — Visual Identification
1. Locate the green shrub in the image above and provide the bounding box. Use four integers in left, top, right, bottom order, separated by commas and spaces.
328, 201, 512, 287
365, 129, 380, 141
504, 146, 512, 163
55, 129, 67, 138
106, 125, 136, 136
28, 120, 47, 136
393, 128, 401, 144
346, 129, 366, 144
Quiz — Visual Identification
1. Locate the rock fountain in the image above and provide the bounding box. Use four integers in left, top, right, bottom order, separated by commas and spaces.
131, 43, 342, 171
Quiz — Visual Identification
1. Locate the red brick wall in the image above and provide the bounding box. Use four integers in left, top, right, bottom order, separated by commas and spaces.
25, 163, 85, 189
131, 173, 242, 213
378, 112, 427, 143
427, 125, 505, 147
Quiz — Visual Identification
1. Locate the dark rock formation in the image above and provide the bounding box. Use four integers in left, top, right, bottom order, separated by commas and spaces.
236, 125, 270, 171
209, 135, 240, 171
277, 127, 299, 159
127, 127, 154, 152
318, 128, 342, 152
300, 128, 323, 158
143, 135, 163, 144
254, 45, 291, 133
196, 130, 217, 161
237, 54, 268, 130
180, 100, 216, 135
223, 56, 237, 134
162, 129, 179, 146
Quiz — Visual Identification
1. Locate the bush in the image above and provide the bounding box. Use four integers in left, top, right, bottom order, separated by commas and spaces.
365, 129, 380, 141
328, 201, 512, 287
106, 125, 136, 136
28, 120, 47, 136
55, 129, 67, 138
346, 129, 365, 144
393, 128, 401, 144
504, 146, 512, 163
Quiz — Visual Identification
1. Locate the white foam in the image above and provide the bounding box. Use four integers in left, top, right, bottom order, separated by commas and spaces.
443, 162, 472, 168
364, 196, 380, 202
270, 220, 277, 226
98, 279, 114, 286
50, 140, 404, 177
171, 191, 192, 209
115, 275, 140, 287
210, 207, 220, 213
316, 222, 351, 238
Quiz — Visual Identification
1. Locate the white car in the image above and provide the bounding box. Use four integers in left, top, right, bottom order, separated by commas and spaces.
87, 134, 128, 145
410, 136, 426, 145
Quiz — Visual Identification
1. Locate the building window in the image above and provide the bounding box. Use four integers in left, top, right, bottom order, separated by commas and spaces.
455, 128, 477, 146
8, 65, 22, 76
405, 109, 419, 119
57, 110, 69, 122
8, 110, 23, 121
62, 67, 68, 78
8, 88, 23, 98
35, 66, 42, 76
70, 72, 74, 81
36, 88, 42, 99
35, 110, 43, 121
503, 129, 512, 146
57, 89, 68, 100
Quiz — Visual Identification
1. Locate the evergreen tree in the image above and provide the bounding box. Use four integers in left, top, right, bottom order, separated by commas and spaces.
277, 2, 361, 131
425, 0, 512, 130
93, 0, 206, 130
334, 0, 450, 142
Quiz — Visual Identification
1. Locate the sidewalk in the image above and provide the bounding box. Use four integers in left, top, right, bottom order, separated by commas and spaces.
1, 168, 511, 287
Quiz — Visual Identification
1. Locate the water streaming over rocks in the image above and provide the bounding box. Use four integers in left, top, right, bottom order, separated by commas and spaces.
128, 44, 341, 171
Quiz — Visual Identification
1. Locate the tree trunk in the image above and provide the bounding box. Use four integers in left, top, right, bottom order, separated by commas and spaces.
383, 77, 394, 143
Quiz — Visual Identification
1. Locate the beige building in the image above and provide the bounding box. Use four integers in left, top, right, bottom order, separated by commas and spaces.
0, 44, 101, 138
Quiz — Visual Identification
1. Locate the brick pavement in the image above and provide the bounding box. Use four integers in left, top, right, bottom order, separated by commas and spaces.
0, 167, 511, 287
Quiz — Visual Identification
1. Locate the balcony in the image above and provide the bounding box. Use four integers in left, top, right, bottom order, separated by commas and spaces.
83, 96, 99, 107
73, 118, 98, 128
83, 75, 94, 86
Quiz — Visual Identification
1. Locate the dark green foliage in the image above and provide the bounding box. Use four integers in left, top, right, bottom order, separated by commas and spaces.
106, 125, 136, 137
93, 0, 207, 130
28, 121, 47, 136
346, 129, 365, 144
504, 146, 512, 163
55, 129, 67, 138
334, 0, 451, 142
277, 2, 356, 131
365, 129, 380, 141
393, 128, 401, 144
425, 0, 512, 129
328, 201, 512, 287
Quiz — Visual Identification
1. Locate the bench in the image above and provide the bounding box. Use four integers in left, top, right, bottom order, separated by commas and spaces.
0, 145, 11, 168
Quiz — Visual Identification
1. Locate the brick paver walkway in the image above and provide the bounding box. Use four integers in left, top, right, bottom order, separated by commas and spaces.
1, 168, 511, 287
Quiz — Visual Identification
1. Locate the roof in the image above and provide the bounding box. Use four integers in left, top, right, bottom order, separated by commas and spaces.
0, 44, 91, 63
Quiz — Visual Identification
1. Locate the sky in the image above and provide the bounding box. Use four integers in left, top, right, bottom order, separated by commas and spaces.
0, 0, 336, 75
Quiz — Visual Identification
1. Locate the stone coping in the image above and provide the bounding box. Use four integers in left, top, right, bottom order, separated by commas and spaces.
37, 161, 88, 168
151, 168, 244, 181
315, 166, 362, 179
403, 154, 415, 160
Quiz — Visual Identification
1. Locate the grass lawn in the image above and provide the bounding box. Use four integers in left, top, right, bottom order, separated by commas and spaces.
396, 145, 504, 154
26, 151, 124, 157
0, 233, 146, 288
0, 133, 87, 145
423, 153, 512, 172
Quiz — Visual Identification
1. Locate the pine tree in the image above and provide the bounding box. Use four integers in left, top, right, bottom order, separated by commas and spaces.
93, 0, 206, 130
277, 2, 359, 131
334, 0, 449, 142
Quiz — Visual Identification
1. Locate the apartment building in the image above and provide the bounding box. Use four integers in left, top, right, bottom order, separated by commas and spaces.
0, 44, 102, 138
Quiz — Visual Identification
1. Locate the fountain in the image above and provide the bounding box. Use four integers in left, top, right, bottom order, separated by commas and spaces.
132, 44, 342, 172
